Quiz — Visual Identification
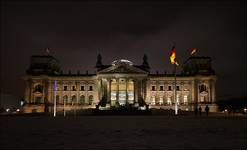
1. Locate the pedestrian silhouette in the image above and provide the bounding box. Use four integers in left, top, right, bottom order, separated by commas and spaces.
194, 107, 198, 116
205, 105, 210, 116
199, 106, 202, 116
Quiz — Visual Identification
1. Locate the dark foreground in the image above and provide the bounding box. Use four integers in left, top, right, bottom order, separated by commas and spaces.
0, 115, 247, 150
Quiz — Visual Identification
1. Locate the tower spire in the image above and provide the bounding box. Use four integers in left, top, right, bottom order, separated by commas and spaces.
142, 54, 150, 72
96, 53, 103, 69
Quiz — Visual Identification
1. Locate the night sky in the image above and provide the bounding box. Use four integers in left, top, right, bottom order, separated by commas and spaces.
1, 0, 246, 100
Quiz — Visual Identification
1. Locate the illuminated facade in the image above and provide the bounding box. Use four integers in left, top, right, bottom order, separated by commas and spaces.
23, 54, 217, 113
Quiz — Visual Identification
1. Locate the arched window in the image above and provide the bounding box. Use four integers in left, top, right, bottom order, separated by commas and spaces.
199, 84, 207, 93
71, 95, 76, 105
167, 97, 172, 105
159, 97, 163, 105
183, 95, 188, 104
89, 95, 93, 105
63, 95, 68, 104
34, 84, 43, 93
80, 95, 85, 105
151, 96, 155, 105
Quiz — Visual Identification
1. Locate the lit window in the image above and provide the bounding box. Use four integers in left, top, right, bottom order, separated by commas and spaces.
159, 97, 163, 105
176, 95, 180, 105
89, 95, 93, 105
80, 95, 85, 104
184, 95, 188, 104
151, 96, 155, 105
128, 91, 134, 102
167, 97, 171, 105
111, 91, 117, 100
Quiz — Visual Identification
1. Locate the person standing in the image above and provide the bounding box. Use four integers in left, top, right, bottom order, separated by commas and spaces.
205, 105, 210, 116
199, 106, 202, 116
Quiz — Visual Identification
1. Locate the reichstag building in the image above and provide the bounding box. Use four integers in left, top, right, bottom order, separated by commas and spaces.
23, 53, 217, 113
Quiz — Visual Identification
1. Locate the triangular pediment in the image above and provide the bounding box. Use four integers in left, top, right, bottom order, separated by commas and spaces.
97, 64, 148, 74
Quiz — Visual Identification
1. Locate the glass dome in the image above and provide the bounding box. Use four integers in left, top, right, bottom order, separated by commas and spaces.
111, 59, 133, 66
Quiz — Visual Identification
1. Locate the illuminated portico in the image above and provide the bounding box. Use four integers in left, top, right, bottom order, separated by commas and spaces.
96, 59, 148, 107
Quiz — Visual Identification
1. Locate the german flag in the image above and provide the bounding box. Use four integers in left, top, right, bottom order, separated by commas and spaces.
191, 48, 197, 55
170, 46, 176, 65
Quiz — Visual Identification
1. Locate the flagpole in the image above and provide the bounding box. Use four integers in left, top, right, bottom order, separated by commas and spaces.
174, 64, 178, 115
53, 80, 56, 117
169, 45, 178, 115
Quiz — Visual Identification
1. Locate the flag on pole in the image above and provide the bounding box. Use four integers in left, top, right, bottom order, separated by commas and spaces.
191, 48, 197, 55
170, 46, 176, 65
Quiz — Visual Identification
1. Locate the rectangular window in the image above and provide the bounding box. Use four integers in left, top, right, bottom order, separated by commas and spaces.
176, 86, 179, 91
151, 86, 156, 91
72, 86, 76, 91
89, 86, 93, 91
64, 86, 67, 91
160, 86, 164, 91
80, 86, 84, 91
184, 95, 188, 104
168, 86, 172, 91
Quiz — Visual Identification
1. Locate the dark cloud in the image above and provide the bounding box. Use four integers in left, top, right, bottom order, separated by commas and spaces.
1, 0, 246, 99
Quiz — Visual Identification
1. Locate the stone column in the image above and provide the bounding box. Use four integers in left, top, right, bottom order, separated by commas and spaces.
144, 79, 148, 103
156, 80, 159, 104
76, 81, 79, 104
109, 79, 111, 104
125, 78, 128, 103
134, 80, 138, 103
97, 79, 102, 101
106, 79, 111, 103
42, 80, 45, 103
102, 79, 107, 101
191, 80, 195, 103
141, 79, 144, 100
50, 80, 54, 104
85, 81, 88, 104
208, 80, 211, 103
116, 78, 119, 103
146, 79, 150, 104
211, 79, 216, 103
68, 82, 71, 104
